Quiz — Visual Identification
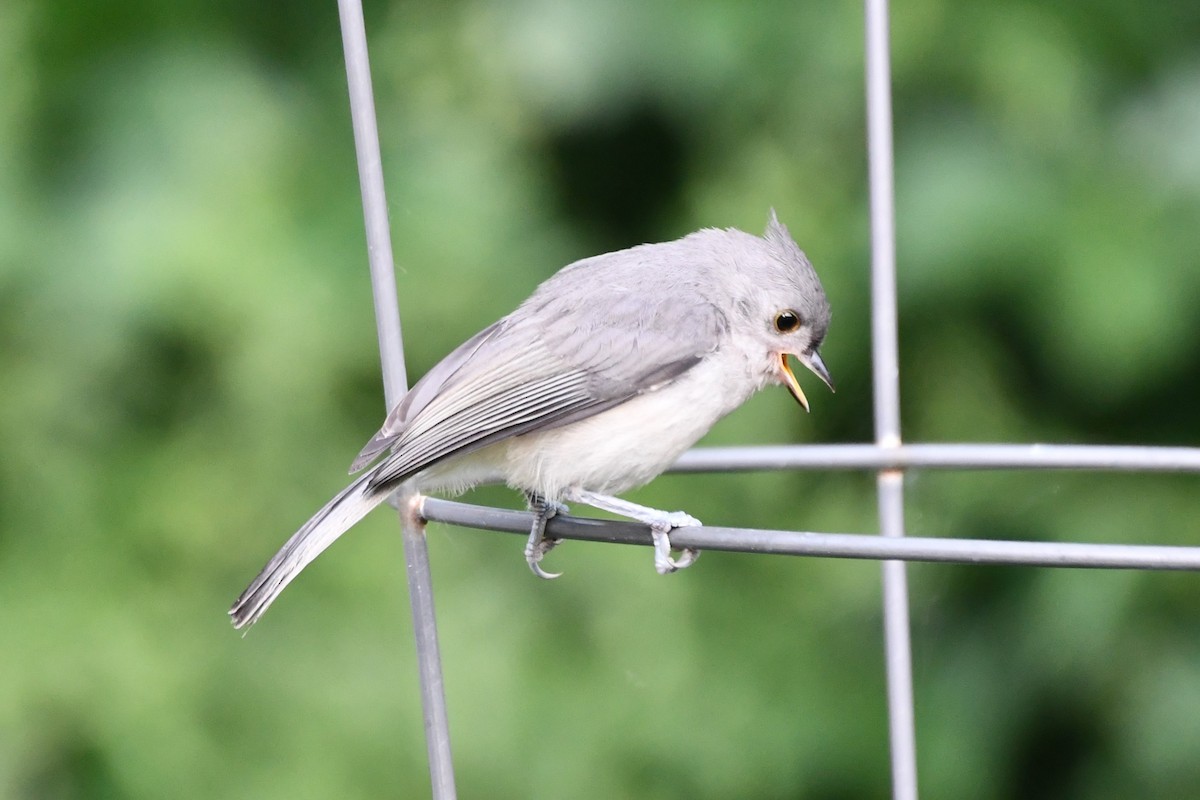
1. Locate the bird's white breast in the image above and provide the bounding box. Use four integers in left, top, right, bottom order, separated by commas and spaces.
500, 345, 766, 499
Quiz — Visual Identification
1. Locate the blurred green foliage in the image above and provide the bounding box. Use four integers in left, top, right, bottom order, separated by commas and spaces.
3, 0, 1200, 797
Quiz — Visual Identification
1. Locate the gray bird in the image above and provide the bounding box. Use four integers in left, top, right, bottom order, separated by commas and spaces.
230, 211, 832, 629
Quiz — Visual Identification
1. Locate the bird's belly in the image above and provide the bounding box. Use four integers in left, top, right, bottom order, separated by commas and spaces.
502, 368, 744, 499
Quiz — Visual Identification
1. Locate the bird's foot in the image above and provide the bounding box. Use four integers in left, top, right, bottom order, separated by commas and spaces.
525, 495, 568, 580
562, 489, 702, 574
648, 513, 702, 574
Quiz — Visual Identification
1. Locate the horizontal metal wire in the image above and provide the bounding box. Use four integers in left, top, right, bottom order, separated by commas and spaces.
672, 443, 1200, 473
384, 443, 1200, 507
419, 497, 1200, 571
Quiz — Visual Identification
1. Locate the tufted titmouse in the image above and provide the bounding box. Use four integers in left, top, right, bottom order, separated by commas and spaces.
230, 211, 832, 629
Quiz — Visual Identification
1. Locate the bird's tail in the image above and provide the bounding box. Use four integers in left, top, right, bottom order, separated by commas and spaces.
229, 472, 392, 629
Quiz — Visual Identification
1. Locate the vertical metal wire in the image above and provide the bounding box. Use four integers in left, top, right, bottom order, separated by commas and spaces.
336, 1, 457, 796
865, 0, 919, 798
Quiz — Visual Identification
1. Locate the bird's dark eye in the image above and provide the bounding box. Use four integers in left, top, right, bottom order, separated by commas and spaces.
774, 310, 802, 333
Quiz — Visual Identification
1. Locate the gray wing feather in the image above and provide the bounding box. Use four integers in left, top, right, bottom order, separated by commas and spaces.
354, 262, 729, 490
350, 320, 506, 472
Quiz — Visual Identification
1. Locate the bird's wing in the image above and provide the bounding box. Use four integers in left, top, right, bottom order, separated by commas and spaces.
349, 321, 506, 472
362, 283, 728, 489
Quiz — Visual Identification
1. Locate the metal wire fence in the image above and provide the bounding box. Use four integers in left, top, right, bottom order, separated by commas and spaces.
334, 1, 1200, 798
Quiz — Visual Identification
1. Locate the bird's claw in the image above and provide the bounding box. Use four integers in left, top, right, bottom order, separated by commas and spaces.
525, 536, 563, 580
525, 496, 567, 580
650, 514, 702, 575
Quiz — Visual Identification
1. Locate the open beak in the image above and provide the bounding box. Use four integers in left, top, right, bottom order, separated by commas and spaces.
778, 350, 834, 413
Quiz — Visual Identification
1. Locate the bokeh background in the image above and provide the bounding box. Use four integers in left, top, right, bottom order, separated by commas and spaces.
4, 1, 1200, 798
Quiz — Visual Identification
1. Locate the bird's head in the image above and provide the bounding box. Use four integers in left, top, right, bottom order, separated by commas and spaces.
734, 210, 834, 411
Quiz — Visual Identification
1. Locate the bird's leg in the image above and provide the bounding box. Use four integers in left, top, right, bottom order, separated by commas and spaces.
524, 492, 567, 580
563, 488, 701, 574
